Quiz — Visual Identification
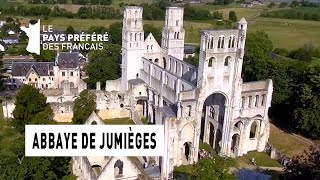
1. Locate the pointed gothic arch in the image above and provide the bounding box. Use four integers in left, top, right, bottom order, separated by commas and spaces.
114, 159, 124, 177
250, 121, 258, 139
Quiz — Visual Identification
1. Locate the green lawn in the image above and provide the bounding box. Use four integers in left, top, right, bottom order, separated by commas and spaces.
218, 7, 266, 20
269, 124, 311, 157
248, 17, 320, 49
104, 118, 135, 124
238, 151, 282, 167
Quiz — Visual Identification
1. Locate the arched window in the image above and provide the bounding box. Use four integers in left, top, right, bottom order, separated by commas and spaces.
210, 38, 214, 49
140, 33, 142, 41
147, 45, 149, 50
248, 96, 252, 108
151, 45, 153, 50
261, 94, 266, 106
210, 106, 215, 118
221, 37, 225, 48
181, 64, 184, 76
165, 75, 168, 84
155, 58, 159, 63
135, 33, 137, 41
228, 37, 232, 48
177, 32, 180, 39
175, 61, 178, 73
224, 57, 229, 66
174, 32, 177, 39
208, 57, 214, 67
134, 20, 137, 26
187, 105, 192, 116
163, 57, 167, 69
91, 121, 97, 125
241, 96, 245, 108
232, 37, 236, 48
135, 10, 138, 17
218, 37, 221, 48
255, 95, 259, 107
114, 160, 123, 177
250, 121, 257, 138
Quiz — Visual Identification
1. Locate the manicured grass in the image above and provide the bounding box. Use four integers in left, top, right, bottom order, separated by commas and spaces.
248, 17, 320, 49
218, 7, 265, 20
239, 151, 282, 167
38, 17, 213, 43
104, 118, 135, 124
16, 6, 320, 50
269, 124, 311, 157
262, 7, 320, 21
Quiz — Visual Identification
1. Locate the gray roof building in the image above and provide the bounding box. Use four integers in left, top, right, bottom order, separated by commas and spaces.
11, 62, 54, 77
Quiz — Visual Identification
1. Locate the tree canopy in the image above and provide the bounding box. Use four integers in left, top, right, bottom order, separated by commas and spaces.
285, 145, 320, 179
85, 44, 121, 88
72, 89, 96, 124
12, 85, 48, 132
243, 30, 320, 139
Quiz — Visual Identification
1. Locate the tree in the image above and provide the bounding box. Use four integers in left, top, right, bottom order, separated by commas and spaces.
72, 89, 96, 124
290, 0, 299, 7
279, 2, 288, 8
268, 2, 276, 8
12, 85, 47, 132
228, 11, 237, 22
88, 26, 108, 34
86, 44, 121, 88
108, 22, 122, 45
285, 145, 320, 179
193, 157, 235, 180
66, 26, 75, 35
243, 30, 273, 81
33, 49, 56, 62
0, 136, 73, 179
5, 17, 14, 23
143, 24, 162, 44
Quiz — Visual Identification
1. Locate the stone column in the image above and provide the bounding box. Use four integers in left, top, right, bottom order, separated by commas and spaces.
96, 81, 101, 90
147, 102, 153, 124
220, 105, 232, 156
159, 95, 163, 107
143, 101, 147, 117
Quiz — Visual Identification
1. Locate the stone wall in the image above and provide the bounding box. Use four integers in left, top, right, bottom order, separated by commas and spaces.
265, 142, 290, 166
97, 108, 131, 120
2, 100, 15, 119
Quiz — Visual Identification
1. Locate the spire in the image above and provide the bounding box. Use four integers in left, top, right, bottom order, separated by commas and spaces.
238, 17, 247, 24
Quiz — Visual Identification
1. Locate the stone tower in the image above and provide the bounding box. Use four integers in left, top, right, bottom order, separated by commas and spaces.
195, 18, 248, 156
161, 7, 185, 60
121, 6, 144, 92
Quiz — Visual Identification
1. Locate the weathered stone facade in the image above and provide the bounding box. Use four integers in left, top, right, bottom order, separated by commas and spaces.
119, 6, 273, 179
2, 6, 273, 180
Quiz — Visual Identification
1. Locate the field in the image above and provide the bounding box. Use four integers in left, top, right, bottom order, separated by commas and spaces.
38, 17, 213, 43
238, 151, 282, 167
218, 7, 265, 20
247, 17, 320, 49
262, 7, 320, 20
268, 124, 312, 157
104, 118, 135, 124
35, 15, 320, 49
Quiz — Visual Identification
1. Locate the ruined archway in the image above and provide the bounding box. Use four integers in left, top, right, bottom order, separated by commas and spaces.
183, 142, 192, 162
231, 133, 240, 155
200, 93, 227, 142
114, 159, 123, 177
163, 57, 167, 69
215, 129, 222, 153
209, 122, 215, 147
